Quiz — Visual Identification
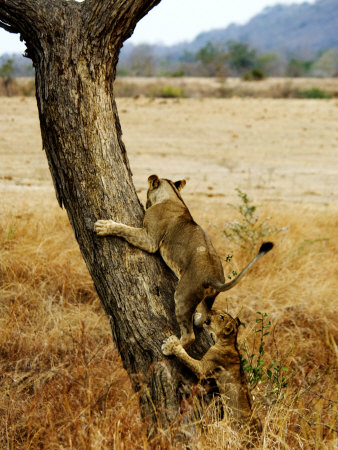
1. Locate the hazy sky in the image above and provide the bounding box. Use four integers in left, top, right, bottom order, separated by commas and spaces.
0, 0, 315, 55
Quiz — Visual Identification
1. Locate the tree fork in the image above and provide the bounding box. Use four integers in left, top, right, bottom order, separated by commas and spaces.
0, 0, 212, 437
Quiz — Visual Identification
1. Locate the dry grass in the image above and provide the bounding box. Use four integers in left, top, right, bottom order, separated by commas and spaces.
0, 205, 146, 449
0, 198, 337, 449
3, 76, 338, 99
113, 76, 338, 99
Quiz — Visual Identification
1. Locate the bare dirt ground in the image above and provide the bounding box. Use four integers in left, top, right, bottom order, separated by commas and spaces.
1, 95, 338, 205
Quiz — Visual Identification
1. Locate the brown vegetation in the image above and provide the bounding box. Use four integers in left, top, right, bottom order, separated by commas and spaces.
0, 96, 337, 448
114, 76, 338, 99
2, 76, 338, 99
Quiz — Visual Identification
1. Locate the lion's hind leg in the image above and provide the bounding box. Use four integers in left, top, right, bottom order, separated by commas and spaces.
176, 302, 195, 348
174, 281, 204, 348
194, 293, 217, 327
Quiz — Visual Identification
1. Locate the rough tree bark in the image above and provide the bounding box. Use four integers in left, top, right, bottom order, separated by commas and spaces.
0, 0, 211, 440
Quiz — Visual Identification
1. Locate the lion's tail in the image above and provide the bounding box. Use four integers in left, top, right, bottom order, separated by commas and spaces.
209, 242, 274, 293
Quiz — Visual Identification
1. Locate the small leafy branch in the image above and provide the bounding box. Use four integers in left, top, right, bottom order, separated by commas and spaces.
2, 223, 16, 248
222, 253, 238, 280
6, 224, 16, 241
224, 188, 282, 252
240, 312, 289, 400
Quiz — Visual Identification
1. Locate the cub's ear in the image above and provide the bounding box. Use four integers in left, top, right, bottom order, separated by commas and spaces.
148, 174, 160, 189
174, 179, 186, 191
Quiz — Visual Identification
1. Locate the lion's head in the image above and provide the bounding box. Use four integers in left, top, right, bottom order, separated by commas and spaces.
204, 309, 240, 344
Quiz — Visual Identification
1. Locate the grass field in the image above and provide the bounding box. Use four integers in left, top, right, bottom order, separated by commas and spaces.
0, 90, 337, 448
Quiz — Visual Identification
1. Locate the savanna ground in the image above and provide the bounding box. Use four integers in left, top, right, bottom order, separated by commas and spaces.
0, 78, 337, 448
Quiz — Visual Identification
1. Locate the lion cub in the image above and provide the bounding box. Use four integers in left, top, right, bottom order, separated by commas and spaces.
94, 175, 273, 347
162, 309, 262, 432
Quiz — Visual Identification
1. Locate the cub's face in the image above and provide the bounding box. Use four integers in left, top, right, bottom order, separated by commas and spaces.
204, 310, 240, 344
146, 174, 186, 208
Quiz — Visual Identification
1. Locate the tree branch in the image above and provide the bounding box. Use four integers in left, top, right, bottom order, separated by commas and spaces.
83, 0, 161, 47
0, 0, 46, 35
0, 0, 75, 62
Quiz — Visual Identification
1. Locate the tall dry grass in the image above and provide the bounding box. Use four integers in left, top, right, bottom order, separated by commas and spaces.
0, 199, 337, 448
0, 205, 144, 449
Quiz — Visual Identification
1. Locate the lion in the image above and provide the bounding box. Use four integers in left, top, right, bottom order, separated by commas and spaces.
162, 309, 262, 432
94, 174, 273, 347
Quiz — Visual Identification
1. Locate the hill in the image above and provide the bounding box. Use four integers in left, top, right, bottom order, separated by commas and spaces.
184, 0, 338, 57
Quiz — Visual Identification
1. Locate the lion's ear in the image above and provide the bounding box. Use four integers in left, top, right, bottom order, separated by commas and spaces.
148, 174, 160, 189
174, 179, 186, 191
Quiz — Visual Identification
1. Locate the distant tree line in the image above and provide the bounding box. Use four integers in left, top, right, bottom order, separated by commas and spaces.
0, 57, 35, 95
117, 41, 338, 79
1, 41, 338, 81
0, 53, 34, 76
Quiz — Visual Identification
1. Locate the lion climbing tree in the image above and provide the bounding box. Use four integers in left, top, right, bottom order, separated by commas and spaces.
0, 0, 213, 438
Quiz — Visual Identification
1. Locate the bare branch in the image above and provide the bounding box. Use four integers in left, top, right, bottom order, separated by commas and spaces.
83, 0, 161, 47
0, 0, 45, 36
0, 0, 86, 65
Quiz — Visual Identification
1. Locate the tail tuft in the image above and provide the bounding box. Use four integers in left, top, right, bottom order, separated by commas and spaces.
259, 242, 274, 254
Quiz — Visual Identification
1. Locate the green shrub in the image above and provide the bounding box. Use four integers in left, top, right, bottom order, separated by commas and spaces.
116, 67, 130, 76
242, 68, 266, 81
296, 87, 332, 99
240, 312, 289, 399
169, 69, 186, 77
148, 85, 186, 98
224, 188, 281, 252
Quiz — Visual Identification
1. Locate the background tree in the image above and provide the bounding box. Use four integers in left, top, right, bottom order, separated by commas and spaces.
256, 52, 281, 76
311, 48, 338, 77
195, 41, 228, 77
130, 44, 154, 76
0, 57, 15, 94
227, 41, 257, 75
286, 57, 313, 77
0, 0, 211, 442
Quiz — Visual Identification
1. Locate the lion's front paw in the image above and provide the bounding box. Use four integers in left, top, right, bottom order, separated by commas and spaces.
162, 335, 180, 356
94, 219, 115, 236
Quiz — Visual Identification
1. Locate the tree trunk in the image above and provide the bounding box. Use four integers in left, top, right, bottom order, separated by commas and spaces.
0, 0, 210, 439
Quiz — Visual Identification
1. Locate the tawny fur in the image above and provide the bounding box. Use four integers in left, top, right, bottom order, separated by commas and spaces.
162, 309, 262, 432
94, 175, 273, 347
